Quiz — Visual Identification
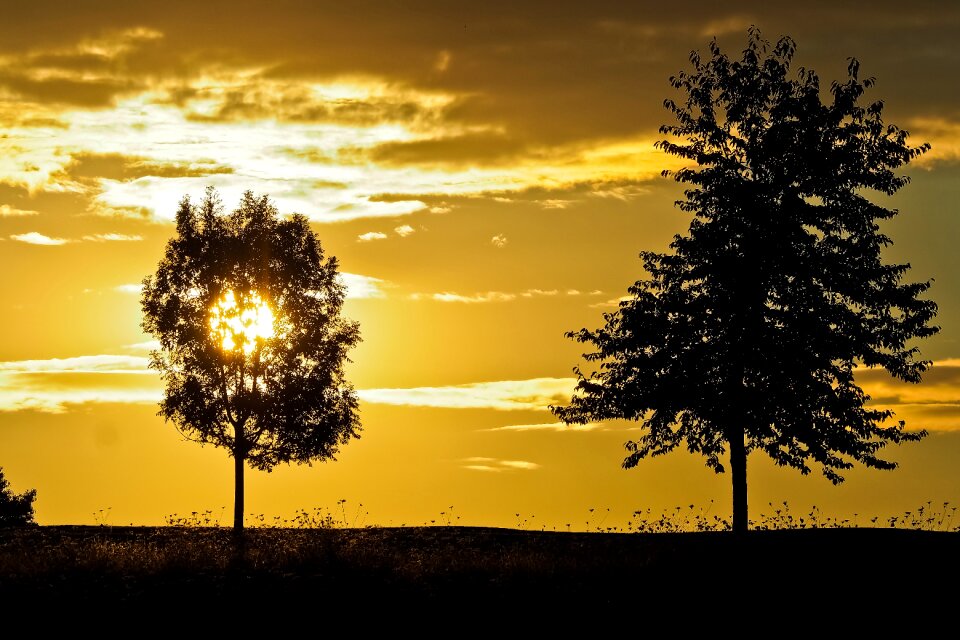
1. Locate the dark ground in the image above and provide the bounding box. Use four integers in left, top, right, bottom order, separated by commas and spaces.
1, 526, 956, 630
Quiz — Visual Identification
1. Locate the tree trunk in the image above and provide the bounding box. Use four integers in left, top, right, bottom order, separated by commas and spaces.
730, 429, 748, 533
233, 428, 245, 533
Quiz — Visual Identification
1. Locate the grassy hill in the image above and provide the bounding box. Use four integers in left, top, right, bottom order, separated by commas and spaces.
2, 525, 957, 628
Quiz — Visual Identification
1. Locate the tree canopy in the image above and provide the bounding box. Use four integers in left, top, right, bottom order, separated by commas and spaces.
0, 467, 36, 527
552, 28, 939, 532
141, 188, 361, 531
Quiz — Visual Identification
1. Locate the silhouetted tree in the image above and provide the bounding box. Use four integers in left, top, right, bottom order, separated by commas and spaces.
0, 467, 36, 526
552, 28, 938, 533
142, 188, 361, 532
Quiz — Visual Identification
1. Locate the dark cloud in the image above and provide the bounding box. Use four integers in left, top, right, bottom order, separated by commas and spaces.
181, 84, 441, 127
0, 72, 139, 107
367, 178, 658, 205
1, 2, 957, 143
64, 152, 234, 181
856, 364, 960, 413
18, 117, 68, 129
363, 132, 528, 168
28, 52, 113, 72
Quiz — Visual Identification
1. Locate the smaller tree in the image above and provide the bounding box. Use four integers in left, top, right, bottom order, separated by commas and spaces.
142, 188, 361, 532
0, 467, 37, 526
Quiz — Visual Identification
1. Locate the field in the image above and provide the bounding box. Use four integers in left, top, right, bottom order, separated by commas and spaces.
2, 524, 957, 629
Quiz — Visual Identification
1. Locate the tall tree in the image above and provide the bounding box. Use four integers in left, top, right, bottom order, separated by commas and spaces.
552, 28, 938, 532
142, 188, 361, 532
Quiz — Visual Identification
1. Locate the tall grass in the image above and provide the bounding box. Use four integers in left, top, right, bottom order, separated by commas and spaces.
161, 500, 960, 532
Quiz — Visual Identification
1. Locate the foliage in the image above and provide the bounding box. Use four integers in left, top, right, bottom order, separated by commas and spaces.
141, 188, 361, 530
0, 467, 37, 527
552, 28, 938, 531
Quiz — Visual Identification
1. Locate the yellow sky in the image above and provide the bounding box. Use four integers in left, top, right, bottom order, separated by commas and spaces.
1, 2, 959, 528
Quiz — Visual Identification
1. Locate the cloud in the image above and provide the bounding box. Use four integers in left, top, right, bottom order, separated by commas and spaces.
10, 231, 143, 245
0, 28, 163, 108
5, 345, 957, 434
909, 116, 960, 166
0, 355, 574, 415
124, 340, 161, 352
434, 50, 452, 73
461, 456, 541, 472
483, 421, 606, 432
339, 272, 388, 299
0, 72, 139, 108
856, 362, 960, 406
0, 204, 38, 216
842, 362, 960, 432
357, 231, 388, 242
65, 152, 235, 181
9, 232, 69, 245
589, 296, 631, 308
0, 354, 159, 413
411, 287, 580, 303
566, 289, 581, 296
178, 78, 454, 129
413, 291, 517, 304
491, 234, 508, 248
357, 377, 575, 411
0, 355, 151, 374
699, 15, 757, 38
394, 224, 415, 237
82, 233, 143, 242
366, 132, 527, 169
115, 283, 143, 294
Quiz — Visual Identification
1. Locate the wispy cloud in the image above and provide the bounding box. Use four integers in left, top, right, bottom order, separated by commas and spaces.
0, 204, 38, 216
521, 289, 558, 298
7, 350, 955, 433
340, 272, 389, 299
82, 233, 143, 242
412, 291, 516, 303
357, 231, 388, 242
908, 116, 960, 166
10, 232, 69, 245
491, 234, 508, 248
124, 340, 161, 352
483, 421, 606, 432
589, 295, 630, 308
115, 283, 143, 294
357, 377, 575, 411
0, 354, 159, 413
0, 355, 152, 374
461, 456, 541, 472
411, 287, 587, 304
394, 224, 415, 237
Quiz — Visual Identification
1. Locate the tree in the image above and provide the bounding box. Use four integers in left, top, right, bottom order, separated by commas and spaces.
142, 188, 361, 532
0, 467, 36, 526
552, 28, 939, 533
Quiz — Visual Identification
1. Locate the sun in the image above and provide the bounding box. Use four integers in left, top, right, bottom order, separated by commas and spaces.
209, 289, 276, 355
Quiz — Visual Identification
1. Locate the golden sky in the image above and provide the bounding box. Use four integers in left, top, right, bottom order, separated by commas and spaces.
2, 2, 959, 528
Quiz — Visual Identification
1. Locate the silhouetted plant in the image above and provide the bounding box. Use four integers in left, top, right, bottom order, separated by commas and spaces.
552, 28, 938, 532
142, 188, 362, 533
0, 467, 37, 527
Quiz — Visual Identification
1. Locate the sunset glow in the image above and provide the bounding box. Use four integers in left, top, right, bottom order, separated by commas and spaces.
209, 290, 275, 355
0, 3, 958, 529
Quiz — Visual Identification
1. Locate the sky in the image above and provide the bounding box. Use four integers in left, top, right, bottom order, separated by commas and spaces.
1, 1, 958, 529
